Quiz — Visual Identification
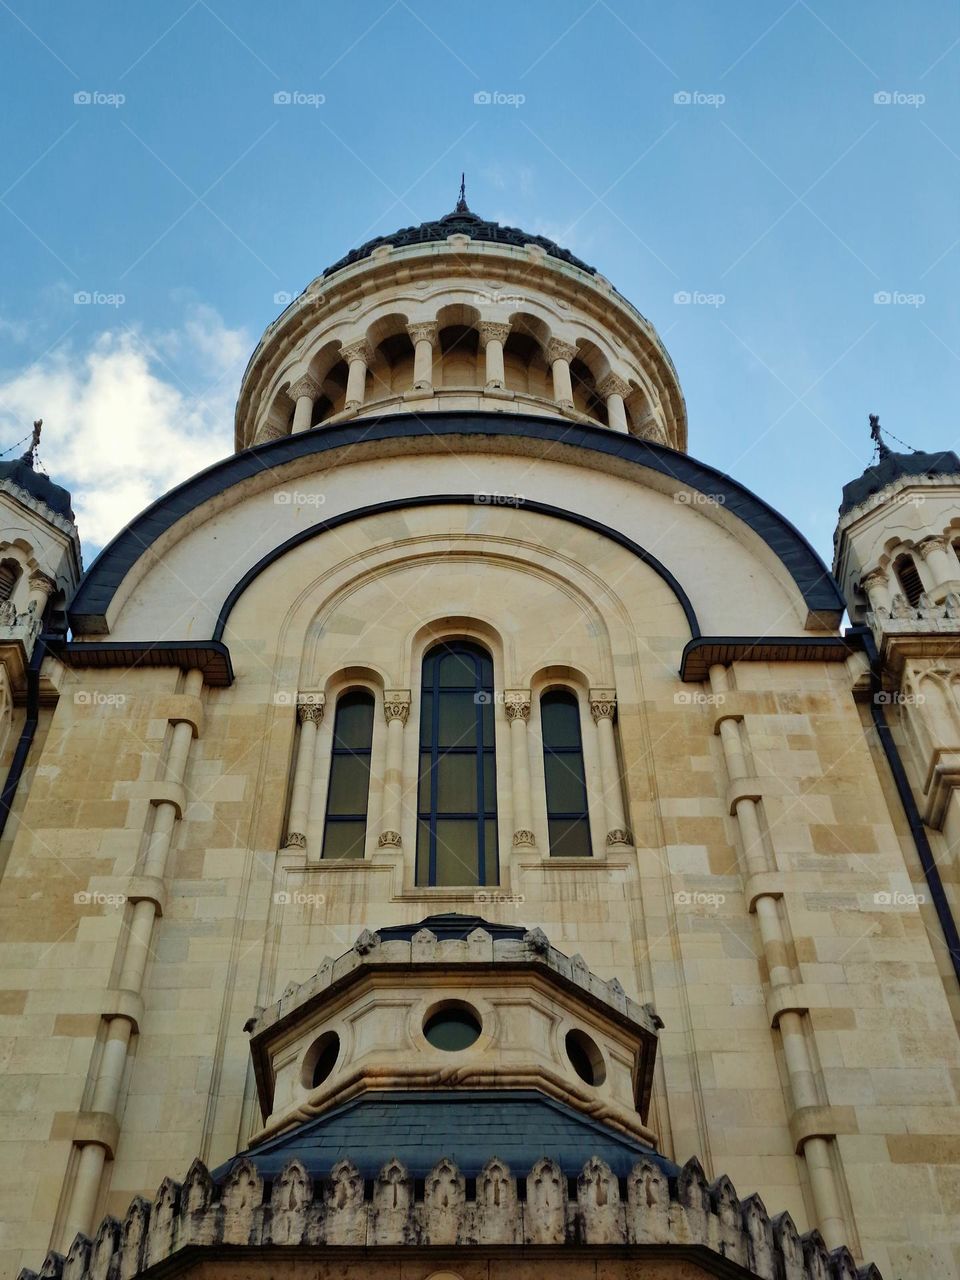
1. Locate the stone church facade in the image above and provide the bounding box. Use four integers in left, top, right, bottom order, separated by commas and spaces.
1, 198, 959, 1279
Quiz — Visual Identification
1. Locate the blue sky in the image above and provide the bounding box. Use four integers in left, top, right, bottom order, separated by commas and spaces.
0, 1, 958, 562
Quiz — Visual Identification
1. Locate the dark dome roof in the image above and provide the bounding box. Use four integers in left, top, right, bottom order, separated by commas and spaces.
323, 201, 597, 279
375, 911, 527, 943
0, 452, 74, 520
839, 448, 960, 516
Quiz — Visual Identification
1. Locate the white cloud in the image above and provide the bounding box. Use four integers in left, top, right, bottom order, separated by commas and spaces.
0, 306, 249, 553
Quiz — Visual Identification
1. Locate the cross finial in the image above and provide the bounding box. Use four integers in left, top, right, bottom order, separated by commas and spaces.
22, 419, 41, 466
869, 412, 891, 461
455, 171, 468, 213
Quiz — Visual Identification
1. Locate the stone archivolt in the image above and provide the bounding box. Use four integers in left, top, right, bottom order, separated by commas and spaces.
20, 1152, 880, 1280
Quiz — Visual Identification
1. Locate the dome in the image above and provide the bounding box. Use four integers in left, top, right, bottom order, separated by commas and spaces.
322, 196, 598, 280
839, 446, 960, 516
0, 449, 75, 521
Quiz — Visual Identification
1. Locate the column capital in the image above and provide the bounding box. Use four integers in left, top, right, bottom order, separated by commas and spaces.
545, 337, 577, 364
860, 567, 889, 591
597, 372, 630, 399
383, 689, 411, 725
916, 535, 948, 560
589, 688, 617, 721
478, 321, 511, 348
341, 338, 373, 365
289, 374, 321, 402
27, 570, 56, 595
296, 692, 325, 724
504, 689, 531, 721
256, 421, 286, 444
406, 321, 438, 346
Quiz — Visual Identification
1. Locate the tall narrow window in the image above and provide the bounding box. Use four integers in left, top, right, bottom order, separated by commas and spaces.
541, 690, 592, 857
0, 560, 20, 602
894, 553, 923, 607
417, 641, 498, 886
321, 690, 374, 860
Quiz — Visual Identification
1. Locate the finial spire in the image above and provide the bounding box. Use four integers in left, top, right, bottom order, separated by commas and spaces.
455, 171, 469, 213
869, 412, 891, 462
22, 419, 41, 467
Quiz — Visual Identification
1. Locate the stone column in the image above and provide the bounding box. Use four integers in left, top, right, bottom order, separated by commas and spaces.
479, 321, 511, 390
597, 373, 630, 432
289, 375, 321, 433
707, 662, 847, 1251
342, 340, 373, 410
62, 669, 205, 1244
860, 567, 892, 615
284, 695, 325, 851
546, 338, 577, 409
378, 690, 410, 849
505, 691, 535, 848
406, 322, 438, 391
589, 689, 631, 848
916, 535, 955, 594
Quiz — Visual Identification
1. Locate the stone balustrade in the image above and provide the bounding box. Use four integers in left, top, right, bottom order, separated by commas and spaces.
18, 1152, 881, 1280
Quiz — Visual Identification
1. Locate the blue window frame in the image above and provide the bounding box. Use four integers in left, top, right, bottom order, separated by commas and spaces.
541, 690, 592, 857
321, 690, 374, 860
416, 641, 498, 886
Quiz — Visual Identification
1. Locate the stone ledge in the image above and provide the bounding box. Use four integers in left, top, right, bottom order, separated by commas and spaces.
743, 872, 785, 912
20, 1152, 881, 1280
150, 693, 204, 737
119, 780, 186, 817
125, 877, 166, 916
789, 1105, 857, 1153
101, 988, 144, 1031
72, 1111, 120, 1159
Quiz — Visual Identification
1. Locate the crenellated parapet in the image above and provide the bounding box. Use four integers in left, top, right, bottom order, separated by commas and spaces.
19, 1153, 882, 1280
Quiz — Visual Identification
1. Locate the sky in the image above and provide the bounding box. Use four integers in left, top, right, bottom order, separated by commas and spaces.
0, 1, 958, 565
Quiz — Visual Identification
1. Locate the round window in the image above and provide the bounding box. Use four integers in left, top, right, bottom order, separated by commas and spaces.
423, 1004, 482, 1052
302, 1031, 340, 1089
565, 1028, 606, 1086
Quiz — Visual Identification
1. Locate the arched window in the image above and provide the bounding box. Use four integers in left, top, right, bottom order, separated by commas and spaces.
894, 553, 923, 607
0, 560, 20, 602
540, 690, 592, 857
321, 690, 374, 860
417, 641, 498, 886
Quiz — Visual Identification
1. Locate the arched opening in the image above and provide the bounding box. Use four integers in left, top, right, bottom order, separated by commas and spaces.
0, 560, 21, 603
417, 641, 498, 886
570, 357, 608, 425
502, 331, 550, 396
894, 553, 924, 607
371, 330, 415, 396
540, 690, 592, 857
321, 689, 375, 860
438, 325, 480, 387
312, 359, 349, 424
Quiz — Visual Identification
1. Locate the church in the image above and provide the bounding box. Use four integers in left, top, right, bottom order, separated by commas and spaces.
1, 194, 959, 1280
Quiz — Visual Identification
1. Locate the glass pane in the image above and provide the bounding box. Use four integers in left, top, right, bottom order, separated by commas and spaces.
416, 819, 431, 884
424, 1007, 481, 1051
437, 753, 478, 813
482, 755, 497, 812
544, 753, 588, 814
418, 753, 433, 811
541, 694, 582, 748
439, 651, 478, 687
482, 818, 499, 883
478, 652, 494, 685
434, 819, 479, 885
548, 817, 592, 858
326, 755, 371, 816
333, 694, 374, 748
481, 699, 494, 742
322, 820, 366, 860
419, 692, 433, 746
438, 691, 477, 748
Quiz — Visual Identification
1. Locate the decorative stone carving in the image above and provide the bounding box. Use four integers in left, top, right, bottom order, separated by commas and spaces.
377, 829, 402, 847
372, 1158, 414, 1245
27, 570, 56, 595
288, 375, 321, 403
525, 1157, 566, 1244
220, 1159, 261, 1245
406, 321, 438, 346
512, 828, 535, 847
626, 1159, 670, 1243
89, 1218, 121, 1280
504, 693, 530, 721
477, 321, 511, 348
589, 689, 617, 721
296, 703, 323, 725
0, 599, 16, 626
577, 1157, 622, 1244
476, 1158, 517, 1243
268, 1159, 311, 1245
353, 928, 380, 955
916, 534, 948, 561
424, 1157, 464, 1246
606, 828, 632, 846
522, 925, 549, 953
325, 1159, 365, 1246
340, 339, 373, 366
383, 691, 411, 724
146, 1179, 179, 1267
284, 831, 306, 849
545, 337, 577, 364
597, 372, 630, 399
